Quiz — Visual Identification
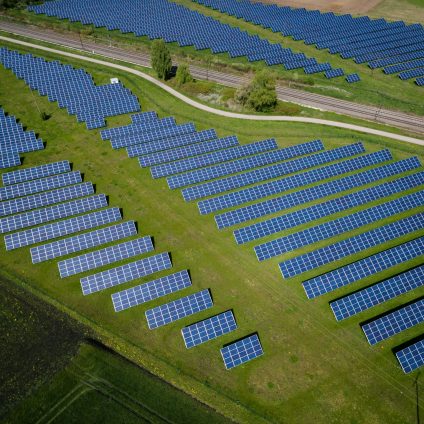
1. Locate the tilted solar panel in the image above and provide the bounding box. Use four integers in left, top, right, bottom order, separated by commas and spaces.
0, 153, 21, 170
396, 340, 424, 373
221, 334, 263, 370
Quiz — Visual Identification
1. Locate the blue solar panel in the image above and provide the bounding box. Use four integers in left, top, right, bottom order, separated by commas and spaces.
362, 299, 424, 345
215, 156, 417, 229
145, 289, 213, 329
0, 182, 95, 218
130, 130, 217, 158
111, 123, 195, 149
201, 149, 392, 216
31, 220, 136, 263
2, 161, 70, 185
396, 340, 424, 373
169, 139, 323, 189
304, 236, 424, 300
220, 334, 263, 370
325, 68, 344, 79
331, 265, 424, 321
81, 252, 172, 295
235, 171, 424, 244
346, 73, 361, 83
152, 137, 277, 179
5, 207, 121, 250
0, 138, 44, 156
0, 153, 21, 169
58, 236, 154, 278
0, 171, 82, 201
112, 270, 192, 312
0, 194, 107, 234
184, 142, 364, 202
131, 111, 158, 123
280, 212, 424, 278
255, 190, 424, 261
145, 136, 239, 170
182, 310, 237, 348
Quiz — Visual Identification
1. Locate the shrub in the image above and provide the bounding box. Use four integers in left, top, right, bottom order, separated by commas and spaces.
175, 63, 193, 87
150, 39, 172, 80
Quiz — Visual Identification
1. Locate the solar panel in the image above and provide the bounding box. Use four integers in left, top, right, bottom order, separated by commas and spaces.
2, 160, 70, 185
131, 111, 158, 123
111, 123, 195, 149
304, 236, 424, 300
200, 149, 392, 216
0, 194, 107, 234
0, 153, 20, 169
255, 190, 424, 261
31, 220, 136, 264
81, 252, 172, 295
220, 334, 263, 370
215, 156, 419, 229
112, 270, 192, 312
279, 212, 424, 278
130, 130, 217, 158
58, 236, 154, 278
5, 207, 121, 250
396, 340, 424, 373
346, 73, 361, 83
168, 139, 323, 189
0, 138, 44, 155
0, 182, 94, 217
145, 136, 240, 171
362, 299, 424, 345
145, 289, 213, 329
330, 265, 424, 321
152, 137, 277, 179
235, 171, 424, 244
184, 142, 364, 202
181, 310, 237, 348
0, 171, 82, 201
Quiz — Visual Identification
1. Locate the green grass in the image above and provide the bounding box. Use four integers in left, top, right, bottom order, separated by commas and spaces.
0, 43, 424, 424
370, 0, 424, 23
2, 2, 424, 117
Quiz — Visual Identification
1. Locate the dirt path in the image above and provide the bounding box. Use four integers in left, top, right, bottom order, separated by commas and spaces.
257, 0, 383, 14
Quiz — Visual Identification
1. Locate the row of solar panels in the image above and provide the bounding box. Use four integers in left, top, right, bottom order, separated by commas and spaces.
0, 48, 140, 129
99, 111, 423, 373
193, 0, 423, 87
0, 155, 263, 370
0, 107, 44, 169
27, 0, 348, 80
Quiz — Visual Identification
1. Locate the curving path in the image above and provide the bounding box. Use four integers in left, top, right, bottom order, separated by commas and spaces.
1, 34, 424, 146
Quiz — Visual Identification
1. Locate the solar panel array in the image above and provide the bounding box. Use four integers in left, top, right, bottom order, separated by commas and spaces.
0, 194, 107, 234
80, 252, 172, 295
28, 0, 344, 78
182, 310, 237, 348
31, 220, 137, 264
220, 334, 264, 369
304, 236, 424, 299
58, 236, 154, 278
193, 0, 424, 86
255, 190, 424, 261
396, 340, 424, 373
330, 265, 424, 321
145, 289, 213, 329
112, 270, 192, 312
5, 207, 122, 250
0, 48, 140, 129
0, 107, 44, 168
280, 212, 424, 278
2, 161, 70, 185
184, 142, 365, 202
362, 299, 424, 345
235, 171, 424, 244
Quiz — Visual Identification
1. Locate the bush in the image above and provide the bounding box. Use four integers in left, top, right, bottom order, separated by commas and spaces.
175, 63, 193, 87
150, 39, 172, 80
235, 69, 277, 112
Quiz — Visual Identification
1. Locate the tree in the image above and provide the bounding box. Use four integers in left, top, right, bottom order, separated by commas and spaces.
175, 63, 193, 87
235, 69, 277, 112
150, 39, 172, 80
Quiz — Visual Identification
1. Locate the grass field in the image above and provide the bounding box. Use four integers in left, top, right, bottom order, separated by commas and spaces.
2, 1, 423, 117
0, 41, 423, 424
370, 0, 424, 23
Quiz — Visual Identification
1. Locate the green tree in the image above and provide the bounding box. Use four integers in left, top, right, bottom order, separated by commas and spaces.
150, 39, 172, 80
175, 63, 193, 87
235, 69, 277, 112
